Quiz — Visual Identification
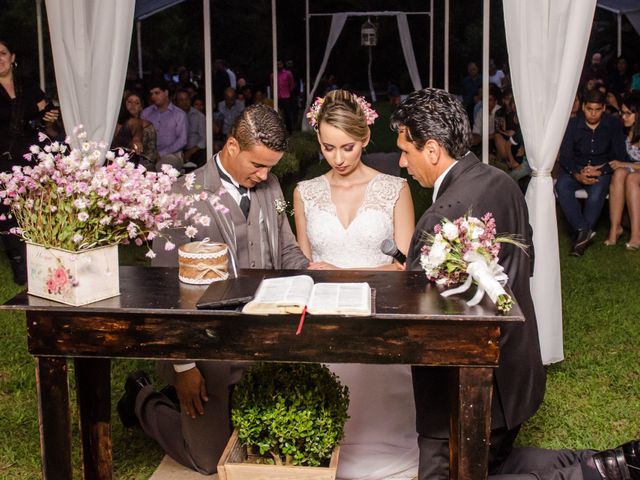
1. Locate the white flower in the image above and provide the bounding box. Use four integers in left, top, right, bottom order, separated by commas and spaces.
164, 240, 175, 251
274, 198, 289, 215
427, 241, 449, 268
442, 221, 459, 241
145, 249, 157, 259
77, 211, 89, 222
127, 222, 138, 238
105, 151, 115, 162
198, 215, 211, 227
185, 225, 198, 238
74, 198, 87, 210
184, 173, 196, 191
72, 233, 84, 244
29, 145, 40, 154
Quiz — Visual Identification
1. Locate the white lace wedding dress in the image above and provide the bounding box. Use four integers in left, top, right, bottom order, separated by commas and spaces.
297, 173, 419, 480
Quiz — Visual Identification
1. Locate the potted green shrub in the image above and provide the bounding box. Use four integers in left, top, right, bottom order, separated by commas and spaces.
217, 362, 349, 480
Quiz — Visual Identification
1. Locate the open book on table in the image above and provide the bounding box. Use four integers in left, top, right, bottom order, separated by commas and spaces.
241, 275, 372, 316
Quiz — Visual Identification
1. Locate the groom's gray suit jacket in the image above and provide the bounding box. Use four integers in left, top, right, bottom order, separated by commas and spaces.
152, 156, 309, 271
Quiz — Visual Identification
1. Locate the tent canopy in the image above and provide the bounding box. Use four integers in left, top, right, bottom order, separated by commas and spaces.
596, 0, 640, 55
135, 0, 187, 20
597, 0, 640, 14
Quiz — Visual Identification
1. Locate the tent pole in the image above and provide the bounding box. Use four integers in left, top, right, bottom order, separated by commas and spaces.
204, 0, 213, 159
272, 0, 278, 112
306, 0, 310, 106
444, 0, 450, 91
137, 21, 143, 79
36, 0, 45, 92
429, 0, 434, 87
617, 13, 622, 57
482, 0, 489, 165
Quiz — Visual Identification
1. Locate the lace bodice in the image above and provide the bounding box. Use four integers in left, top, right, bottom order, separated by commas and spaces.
298, 173, 405, 268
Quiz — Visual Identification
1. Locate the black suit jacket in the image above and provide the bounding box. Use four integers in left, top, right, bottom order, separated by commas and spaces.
407, 152, 546, 437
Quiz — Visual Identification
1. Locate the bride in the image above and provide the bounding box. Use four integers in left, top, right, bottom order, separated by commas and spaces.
293, 90, 418, 480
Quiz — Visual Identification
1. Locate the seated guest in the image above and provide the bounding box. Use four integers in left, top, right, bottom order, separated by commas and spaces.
607, 56, 631, 96
253, 87, 274, 108
471, 84, 502, 147
238, 85, 253, 107
217, 86, 243, 138
556, 89, 627, 256
113, 92, 157, 171
605, 94, 640, 249
175, 89, 206, 168
142, 80, 187, 172
116, 104, 311, 475
461, 62, 482, 120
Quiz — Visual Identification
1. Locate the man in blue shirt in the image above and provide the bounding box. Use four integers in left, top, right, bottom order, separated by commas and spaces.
142, 80, 188, 172
556, 89, 627, 256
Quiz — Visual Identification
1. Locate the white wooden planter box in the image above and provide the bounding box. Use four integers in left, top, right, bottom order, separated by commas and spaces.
26, 243, 120, 306
217, 430, 340, 480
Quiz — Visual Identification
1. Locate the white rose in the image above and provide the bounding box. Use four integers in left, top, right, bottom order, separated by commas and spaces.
427, 241, 449, 268
442, 221, 459, 241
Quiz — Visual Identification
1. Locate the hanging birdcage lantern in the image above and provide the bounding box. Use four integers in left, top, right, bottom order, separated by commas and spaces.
361, 19, 377, 47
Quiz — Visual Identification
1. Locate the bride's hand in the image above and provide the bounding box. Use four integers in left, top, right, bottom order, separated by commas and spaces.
308, 261, 339, 270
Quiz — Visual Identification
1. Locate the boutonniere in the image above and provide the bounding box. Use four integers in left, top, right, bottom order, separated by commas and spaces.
274, 198, 293, 216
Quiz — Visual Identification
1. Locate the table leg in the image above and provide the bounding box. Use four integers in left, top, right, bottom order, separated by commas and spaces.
449, 367, 493, 480
35, 356, 73, 480
75, 358, 113, 480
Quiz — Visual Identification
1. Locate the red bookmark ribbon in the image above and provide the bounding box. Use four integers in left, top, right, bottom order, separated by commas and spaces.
296, 305, 307, 335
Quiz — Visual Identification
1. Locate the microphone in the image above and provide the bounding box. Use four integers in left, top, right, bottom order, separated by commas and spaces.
380, 239, 407, 264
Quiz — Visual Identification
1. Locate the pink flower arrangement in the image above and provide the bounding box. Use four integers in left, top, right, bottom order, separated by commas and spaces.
306, 93, 378, 129
420, 212, 525, 313
0, 128, 226, 257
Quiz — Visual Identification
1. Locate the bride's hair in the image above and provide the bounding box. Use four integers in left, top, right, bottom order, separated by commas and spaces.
316, 90, 370, 143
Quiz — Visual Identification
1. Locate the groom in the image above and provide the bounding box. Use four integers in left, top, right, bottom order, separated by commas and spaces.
117, 104, 310, 474
391, 88, 639, 480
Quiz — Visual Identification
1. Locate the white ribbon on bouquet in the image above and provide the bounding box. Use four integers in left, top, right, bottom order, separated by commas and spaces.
440, 251, 509, 307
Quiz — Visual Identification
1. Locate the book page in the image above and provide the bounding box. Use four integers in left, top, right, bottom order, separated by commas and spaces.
307, 282, 371, 316
242, 275, 314, 313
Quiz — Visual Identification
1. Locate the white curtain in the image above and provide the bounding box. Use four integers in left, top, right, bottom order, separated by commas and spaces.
503, 0, 596, 365
45, 0, 135, 154
396, 13, 422, 92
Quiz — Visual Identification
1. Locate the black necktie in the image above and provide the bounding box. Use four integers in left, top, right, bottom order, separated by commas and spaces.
216, 164, 251, 218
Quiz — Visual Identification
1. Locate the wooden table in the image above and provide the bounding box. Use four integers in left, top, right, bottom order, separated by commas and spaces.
2, 267, 523, 480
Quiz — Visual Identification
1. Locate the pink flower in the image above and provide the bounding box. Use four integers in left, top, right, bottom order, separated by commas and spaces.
46, 278, 59, 294
53, 267, 69, 287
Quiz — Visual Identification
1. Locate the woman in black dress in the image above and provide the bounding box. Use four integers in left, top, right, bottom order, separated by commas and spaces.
0, 39, 59, 284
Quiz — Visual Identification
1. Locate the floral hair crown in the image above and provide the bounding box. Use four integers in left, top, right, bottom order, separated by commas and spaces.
306, 93, 378, 129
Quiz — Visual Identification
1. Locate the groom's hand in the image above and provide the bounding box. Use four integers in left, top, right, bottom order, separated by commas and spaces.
175, 367, 208, 419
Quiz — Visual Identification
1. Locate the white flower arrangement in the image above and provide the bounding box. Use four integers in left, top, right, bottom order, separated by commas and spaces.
420, 212, 526, 313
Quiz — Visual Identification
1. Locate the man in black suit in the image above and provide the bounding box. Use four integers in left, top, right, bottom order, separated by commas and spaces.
391, 88, 638, 480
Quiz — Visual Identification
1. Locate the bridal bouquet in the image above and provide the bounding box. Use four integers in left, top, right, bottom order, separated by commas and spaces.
0, 128, 225, 258
420, 212, 525, 313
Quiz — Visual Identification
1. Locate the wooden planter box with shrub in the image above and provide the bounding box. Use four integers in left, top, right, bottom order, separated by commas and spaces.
217, 363, 349, 480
